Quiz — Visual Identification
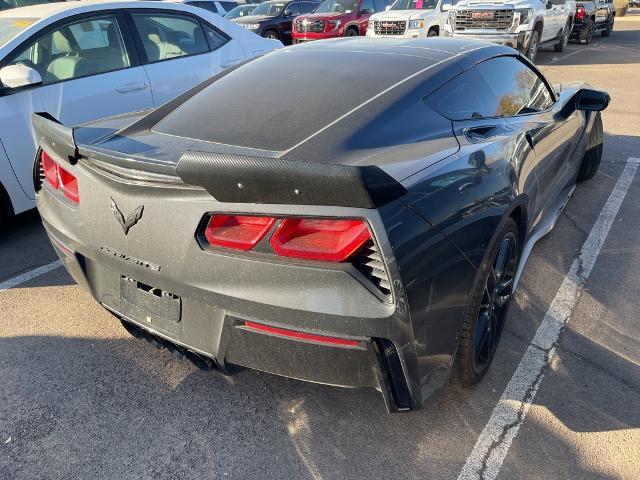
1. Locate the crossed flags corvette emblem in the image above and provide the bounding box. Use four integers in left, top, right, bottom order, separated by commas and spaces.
110, 197, 144, 235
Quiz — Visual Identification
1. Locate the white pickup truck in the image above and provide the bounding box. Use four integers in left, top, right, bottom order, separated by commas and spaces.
366, 0, 450, 39
443, 0, 576, 61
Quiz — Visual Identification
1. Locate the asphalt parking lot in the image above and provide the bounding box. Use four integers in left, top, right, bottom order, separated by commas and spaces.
2, 12, 640, 480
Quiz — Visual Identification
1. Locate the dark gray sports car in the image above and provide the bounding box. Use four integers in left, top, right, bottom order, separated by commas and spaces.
33, 38, 609, 412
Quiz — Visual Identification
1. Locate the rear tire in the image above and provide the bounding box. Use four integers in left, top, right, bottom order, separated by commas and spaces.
452, 217, 520, 386
601, 16, 613, 37
576, 113, 604, 182
554, 21, 571, 52
524, 29, 539, 62
263, 29, 280, 40
427, 28, 438, 37
581, 19, 594, 44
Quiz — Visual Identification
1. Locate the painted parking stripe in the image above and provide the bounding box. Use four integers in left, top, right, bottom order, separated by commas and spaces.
458, 158, 640, 480
0, 260, 63, 294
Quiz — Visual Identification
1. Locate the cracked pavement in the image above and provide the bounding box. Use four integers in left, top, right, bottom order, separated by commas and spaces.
1, 12, 640, 480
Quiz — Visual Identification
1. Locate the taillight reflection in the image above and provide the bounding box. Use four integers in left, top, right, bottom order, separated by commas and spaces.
270, 218, 371, 262
40, 151, 79, 204
202, 215, 372, 263
204, 215, 276, 250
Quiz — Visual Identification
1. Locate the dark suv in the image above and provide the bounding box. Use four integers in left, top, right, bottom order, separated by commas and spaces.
233, 0, 320, 44
571, 0, 615, 44
291, 0, 389, 43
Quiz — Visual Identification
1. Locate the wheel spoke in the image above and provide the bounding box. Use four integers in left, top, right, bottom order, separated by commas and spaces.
474, 312, 491, 362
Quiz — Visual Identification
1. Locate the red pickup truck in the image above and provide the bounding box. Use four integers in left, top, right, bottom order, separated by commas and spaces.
292, 0, 390, 42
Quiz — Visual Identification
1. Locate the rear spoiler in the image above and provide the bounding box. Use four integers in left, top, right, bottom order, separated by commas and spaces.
176, 151, 407, 209
32, 112, 79, 166
32, 113, 407, 209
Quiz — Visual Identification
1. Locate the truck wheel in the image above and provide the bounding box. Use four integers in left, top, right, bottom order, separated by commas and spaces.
554, 20, 571, 52
345, 26, 359, 36
577, 113, 603, 182
452, 217, 520, 386
601, 16, 613, 37
582, 19, 594, 44
427, 28, 438, 37
263, 29, 280, 41
524, 30, 539, 62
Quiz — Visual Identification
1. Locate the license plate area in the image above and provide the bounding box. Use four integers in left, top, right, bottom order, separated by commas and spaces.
120, 276, 182, 336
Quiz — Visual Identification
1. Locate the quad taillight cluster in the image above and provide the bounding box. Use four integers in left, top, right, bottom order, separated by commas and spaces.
203, 215, 371, 262
40, 151, 79, 204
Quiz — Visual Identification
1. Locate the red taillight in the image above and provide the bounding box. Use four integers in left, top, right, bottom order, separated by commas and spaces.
40, 150, 79, 204
204, 215, 276, 250
41, 151, 59, 189
244, 321, 361, 347
270, 218, 370, 262
576, 6, 585, 20
58, 166, 79, 204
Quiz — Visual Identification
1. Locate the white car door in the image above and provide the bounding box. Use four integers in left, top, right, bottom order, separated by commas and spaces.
0, 13, 154, 199
129, 10, 245, 106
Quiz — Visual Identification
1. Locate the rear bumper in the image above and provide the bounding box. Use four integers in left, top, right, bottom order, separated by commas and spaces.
36, 150, 422, 412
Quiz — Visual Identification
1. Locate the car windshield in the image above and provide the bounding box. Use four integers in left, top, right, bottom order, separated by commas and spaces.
0, 18, 35, 48
249, 2, 286, 15
315, 0, 358, 13
390, 0, 438, 10
225, 4, 257, 18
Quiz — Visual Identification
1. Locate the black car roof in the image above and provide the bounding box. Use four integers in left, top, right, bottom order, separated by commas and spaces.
152, 38, 512, 152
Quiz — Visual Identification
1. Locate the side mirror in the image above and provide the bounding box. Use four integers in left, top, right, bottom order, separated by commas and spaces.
576, 89, 610, 112
0, 64, 42, 90
546, 0, 553, 8
283, 9, 293, 16
385, 5, 391, 10
441, 3, 451, 11
361, 8, 373, 14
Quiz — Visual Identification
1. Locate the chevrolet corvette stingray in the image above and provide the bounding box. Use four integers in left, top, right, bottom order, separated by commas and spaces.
33, 38, 609, 412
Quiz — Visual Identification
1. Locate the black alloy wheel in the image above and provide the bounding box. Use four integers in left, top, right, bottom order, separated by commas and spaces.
452, 217, 520, 386
345, 27, 359, 36
472, 233, 518, 373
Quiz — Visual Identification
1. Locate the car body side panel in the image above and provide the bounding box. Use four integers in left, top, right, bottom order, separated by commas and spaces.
0, 137, 31, 216
378, 198, 478, 404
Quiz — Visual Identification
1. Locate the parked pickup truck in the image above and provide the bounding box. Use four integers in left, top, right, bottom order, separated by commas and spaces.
443, 0, 576, 62
366, 0, 450, 39
570, 0, 614, 44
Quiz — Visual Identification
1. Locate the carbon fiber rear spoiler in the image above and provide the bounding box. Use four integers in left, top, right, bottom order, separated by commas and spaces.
32, 112, 79, 166
176, 151, 407, 209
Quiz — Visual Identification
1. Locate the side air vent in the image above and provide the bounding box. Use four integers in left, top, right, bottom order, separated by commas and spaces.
33, 149, 45, 193
375, 338, 412, 411
352, 240, 392, 299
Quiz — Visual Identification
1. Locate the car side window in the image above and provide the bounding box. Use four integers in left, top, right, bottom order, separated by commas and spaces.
186, 1, 218, 13
299, 2, 317, 13
360, 0, 374, 13
373, 0, 387, 11
131, 13, 210, 63
424, 56, 554, 120
8, 15, 131, 86
220, 1, 239, 11
474, 57, 554, 116
285, 2, 300, 15
202, 24, 230, 50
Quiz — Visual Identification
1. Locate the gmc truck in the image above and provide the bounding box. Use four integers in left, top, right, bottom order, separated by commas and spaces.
443, 0, 576, 62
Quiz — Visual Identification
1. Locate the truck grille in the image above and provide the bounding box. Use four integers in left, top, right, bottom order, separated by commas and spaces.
373, 20, 407, 36
295, 19, 324, 33
453, 9, 514, 31
353, 240, 392, 300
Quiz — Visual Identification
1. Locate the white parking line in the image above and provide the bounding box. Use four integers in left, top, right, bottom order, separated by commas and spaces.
457, 157, 640, 480
548, 42, 599, 64
0, 260, 63, 294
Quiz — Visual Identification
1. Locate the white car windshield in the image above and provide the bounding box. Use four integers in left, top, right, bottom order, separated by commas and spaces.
0, 18, 35, 48
390, 0, 437, 10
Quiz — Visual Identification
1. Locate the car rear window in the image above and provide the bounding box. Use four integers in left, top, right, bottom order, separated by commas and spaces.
153, 48, 436, 151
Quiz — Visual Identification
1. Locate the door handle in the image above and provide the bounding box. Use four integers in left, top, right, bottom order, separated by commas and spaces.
115, 82, 148, 94
221, 59, 242, 69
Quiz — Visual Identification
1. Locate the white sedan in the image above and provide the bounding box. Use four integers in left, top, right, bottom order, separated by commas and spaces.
0, 0, 281, 226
